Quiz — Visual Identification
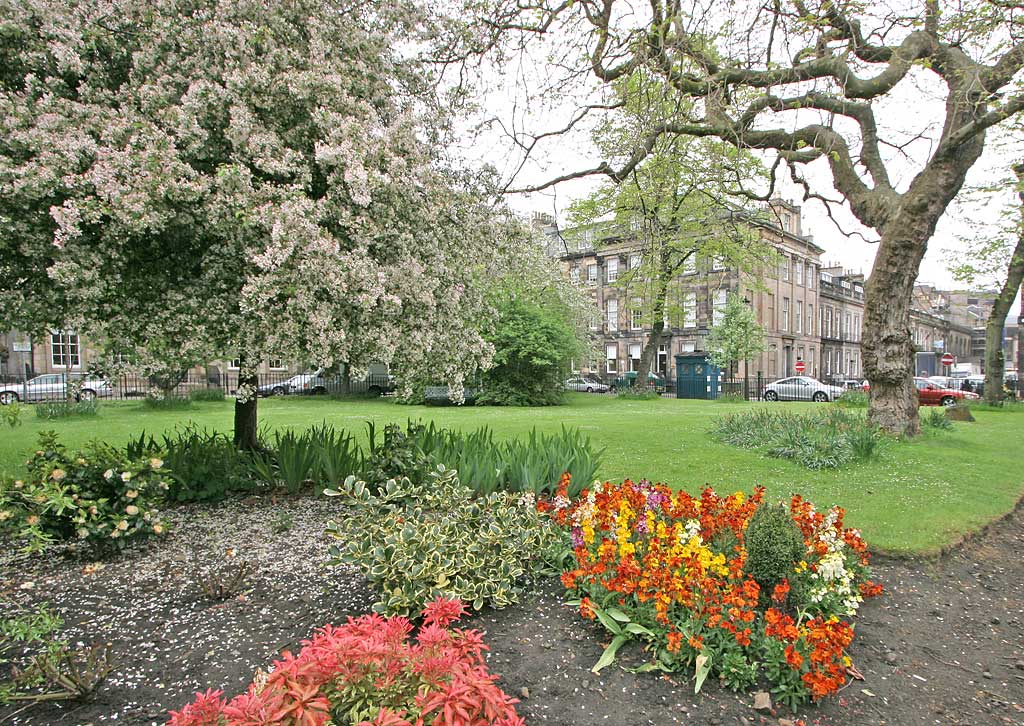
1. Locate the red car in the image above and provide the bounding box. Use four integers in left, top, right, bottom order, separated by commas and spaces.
861, 378, 980, 406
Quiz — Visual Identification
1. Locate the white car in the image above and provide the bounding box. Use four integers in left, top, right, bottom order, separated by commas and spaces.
0, 373, 112, 405
762, 376, 845, 402
564, 376, 610, 393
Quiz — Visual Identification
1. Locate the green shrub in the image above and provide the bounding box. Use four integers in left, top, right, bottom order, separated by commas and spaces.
923, 406, 953, 430
141, 393, 192, 410
125, 425, 258, 502
249, 428, 321, 494
617, 387, 660, 400
835, 389, 868, 408
308, 422, 363, 491
1, 432, 168, 552
744, 502, 805, 602
1, 402, 23, 428
363, 422, 432, 488
188, 387, 226, 402
34, 399, 99, 419
325, 468, 556, 615
0, 602, 64, 705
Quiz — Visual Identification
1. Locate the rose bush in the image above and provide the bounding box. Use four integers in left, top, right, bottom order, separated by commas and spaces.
0, 432, 168, 553
546, 475, 882, 708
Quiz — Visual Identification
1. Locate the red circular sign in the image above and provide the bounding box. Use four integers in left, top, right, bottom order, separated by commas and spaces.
795, 360, 806, 373
941, 353, 955, 366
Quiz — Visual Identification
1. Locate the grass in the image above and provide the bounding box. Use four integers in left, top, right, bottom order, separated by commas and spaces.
1, 395, 1022, 556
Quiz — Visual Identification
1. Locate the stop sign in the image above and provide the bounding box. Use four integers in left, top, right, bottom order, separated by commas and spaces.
795, 360, 806, 373
941, 353, 955, 366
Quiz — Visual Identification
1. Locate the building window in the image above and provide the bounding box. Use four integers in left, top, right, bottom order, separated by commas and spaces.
50, 331, 80, 368
767, 292, 775, 329
781, 258, 790, 282
629, 254, 641, 270
711, 256, 726, 272
845, 312, 852, 341
657, 344, 668, 375
782, 297, 790, 332
821, 271, 833, 284
607, 257, 619, 283
629, 344, 642, 372
809, 348, 815, 376
795, 259, 804, 286
570, 267, 580, 283
682, 255, 697, 275
853, 314, 861, 342
713, 289, 728, 326
606, 344, 618, 373
796, 300, 803, 334
589, 311, 600, 331
587, 264, 598, 283
630, 302, 643, 330
807, 264, 815, 289
228, 357, 241, 370
684, 292, 697, 328
807, 304, 814, 336
606, 298, 619, 331
268, 358, 286, 370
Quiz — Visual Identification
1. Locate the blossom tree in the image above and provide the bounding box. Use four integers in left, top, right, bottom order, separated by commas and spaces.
0, 0, 499, 447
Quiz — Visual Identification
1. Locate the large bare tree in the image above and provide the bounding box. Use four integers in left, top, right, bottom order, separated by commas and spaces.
452, 0, 1024, 435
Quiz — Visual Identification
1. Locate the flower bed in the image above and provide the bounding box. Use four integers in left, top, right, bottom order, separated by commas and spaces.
168, 597, 523, 726
546, 475, 882, 709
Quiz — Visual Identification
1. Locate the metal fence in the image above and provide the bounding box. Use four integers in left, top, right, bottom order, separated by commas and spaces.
0, 371, 395, 404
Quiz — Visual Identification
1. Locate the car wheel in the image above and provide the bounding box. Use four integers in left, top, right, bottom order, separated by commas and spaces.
941, 396, 956, 407
367, 385, 382, 397
271, 386, 286, 396
812, 391, 828, 403
0, 391, 18, 405
586, 386, 594, 393
764, 390, 778, 401
311, 386, 327, 395
79, 389, 97, 401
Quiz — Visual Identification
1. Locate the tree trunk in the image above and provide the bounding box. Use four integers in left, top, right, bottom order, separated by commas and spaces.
983, 166, 1024, 404
635, 258, 672, 386
340, 362, 351, 395
233, 362, 259, 450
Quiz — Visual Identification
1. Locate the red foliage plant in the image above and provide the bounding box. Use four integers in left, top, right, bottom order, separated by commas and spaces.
168, 597, 523, 726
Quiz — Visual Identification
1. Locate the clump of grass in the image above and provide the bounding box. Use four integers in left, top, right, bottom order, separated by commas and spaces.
141, 393, 192, 410
617, 387, 661, 400
922, 407, 953, 430
712, 407, 885, 470
189, 388, 225, 402
34, 399, 100, 420
834, 389, 868, 408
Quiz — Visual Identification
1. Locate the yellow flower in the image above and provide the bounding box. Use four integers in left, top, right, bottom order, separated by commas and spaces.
126, 489, 139, 499
153, 523, 164, 534
125, 505, 139, 516
26, 515, 40, 526
0, 510, 10, 522
120, 471, 132, 482
733, 491, 745, 504
149, 458, 163, 469
116, 520, 128, 531
50, 468, 66, 481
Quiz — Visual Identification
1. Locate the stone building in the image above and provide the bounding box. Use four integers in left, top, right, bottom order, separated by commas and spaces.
818, 267, 865, 381
551, 198, 824, 381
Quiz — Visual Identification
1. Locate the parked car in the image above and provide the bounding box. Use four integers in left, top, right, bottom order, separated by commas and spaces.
258, 368, 396, 397
762, 376, 845, 402
914, 377, 980, 406
0, 373, 113, 405
564, 376, 610, 393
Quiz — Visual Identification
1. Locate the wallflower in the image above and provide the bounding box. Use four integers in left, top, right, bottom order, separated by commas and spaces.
116, 520, 129, 531
153, 523, 164, 534
26, 515, 40, 526
103, 469, 114, 479
126, 505, 140, 516
50, 468, 66, 481
150, 458, 164, 469
121, 471, 133, 482
0, 510, 10, 522
126, 489, 139, 499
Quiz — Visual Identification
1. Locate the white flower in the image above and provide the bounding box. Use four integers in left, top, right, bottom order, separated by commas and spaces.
125, 505, 139, 516
103, 469, 114, 480
121, 471, 132, 482
116, 520, 128, 531
149, 458, 163, 469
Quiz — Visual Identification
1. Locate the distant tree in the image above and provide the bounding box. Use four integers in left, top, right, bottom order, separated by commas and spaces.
948, 164, 1024, 404
568, 72, 775, 386
705, 293, 767, 379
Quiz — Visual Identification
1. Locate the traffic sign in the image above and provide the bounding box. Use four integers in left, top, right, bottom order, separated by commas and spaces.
795, 360, 806, 373
941, 353, 955, 366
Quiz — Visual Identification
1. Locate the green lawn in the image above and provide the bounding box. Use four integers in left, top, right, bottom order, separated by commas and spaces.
2, 394, 1022, 556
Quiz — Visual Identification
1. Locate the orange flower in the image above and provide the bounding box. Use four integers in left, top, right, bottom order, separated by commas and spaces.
772, 579, 790, 603
579, 597, 596, 620
666, 630, 683, 653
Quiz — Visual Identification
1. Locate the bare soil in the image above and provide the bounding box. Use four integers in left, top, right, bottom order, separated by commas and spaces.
1, 496, 1022, 726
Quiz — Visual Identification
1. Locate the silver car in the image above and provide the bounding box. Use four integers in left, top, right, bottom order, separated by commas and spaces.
762, 376, 845, 402
564, 376, 610, 393
0, 373, 113, 405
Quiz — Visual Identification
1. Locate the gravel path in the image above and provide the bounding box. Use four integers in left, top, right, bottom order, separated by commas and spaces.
1, 496, 1022, 725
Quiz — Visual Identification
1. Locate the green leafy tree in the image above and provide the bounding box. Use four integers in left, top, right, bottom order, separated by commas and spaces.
705, 293, 767, 378
567, 71, 775, 384
948, 163, 1024, 404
